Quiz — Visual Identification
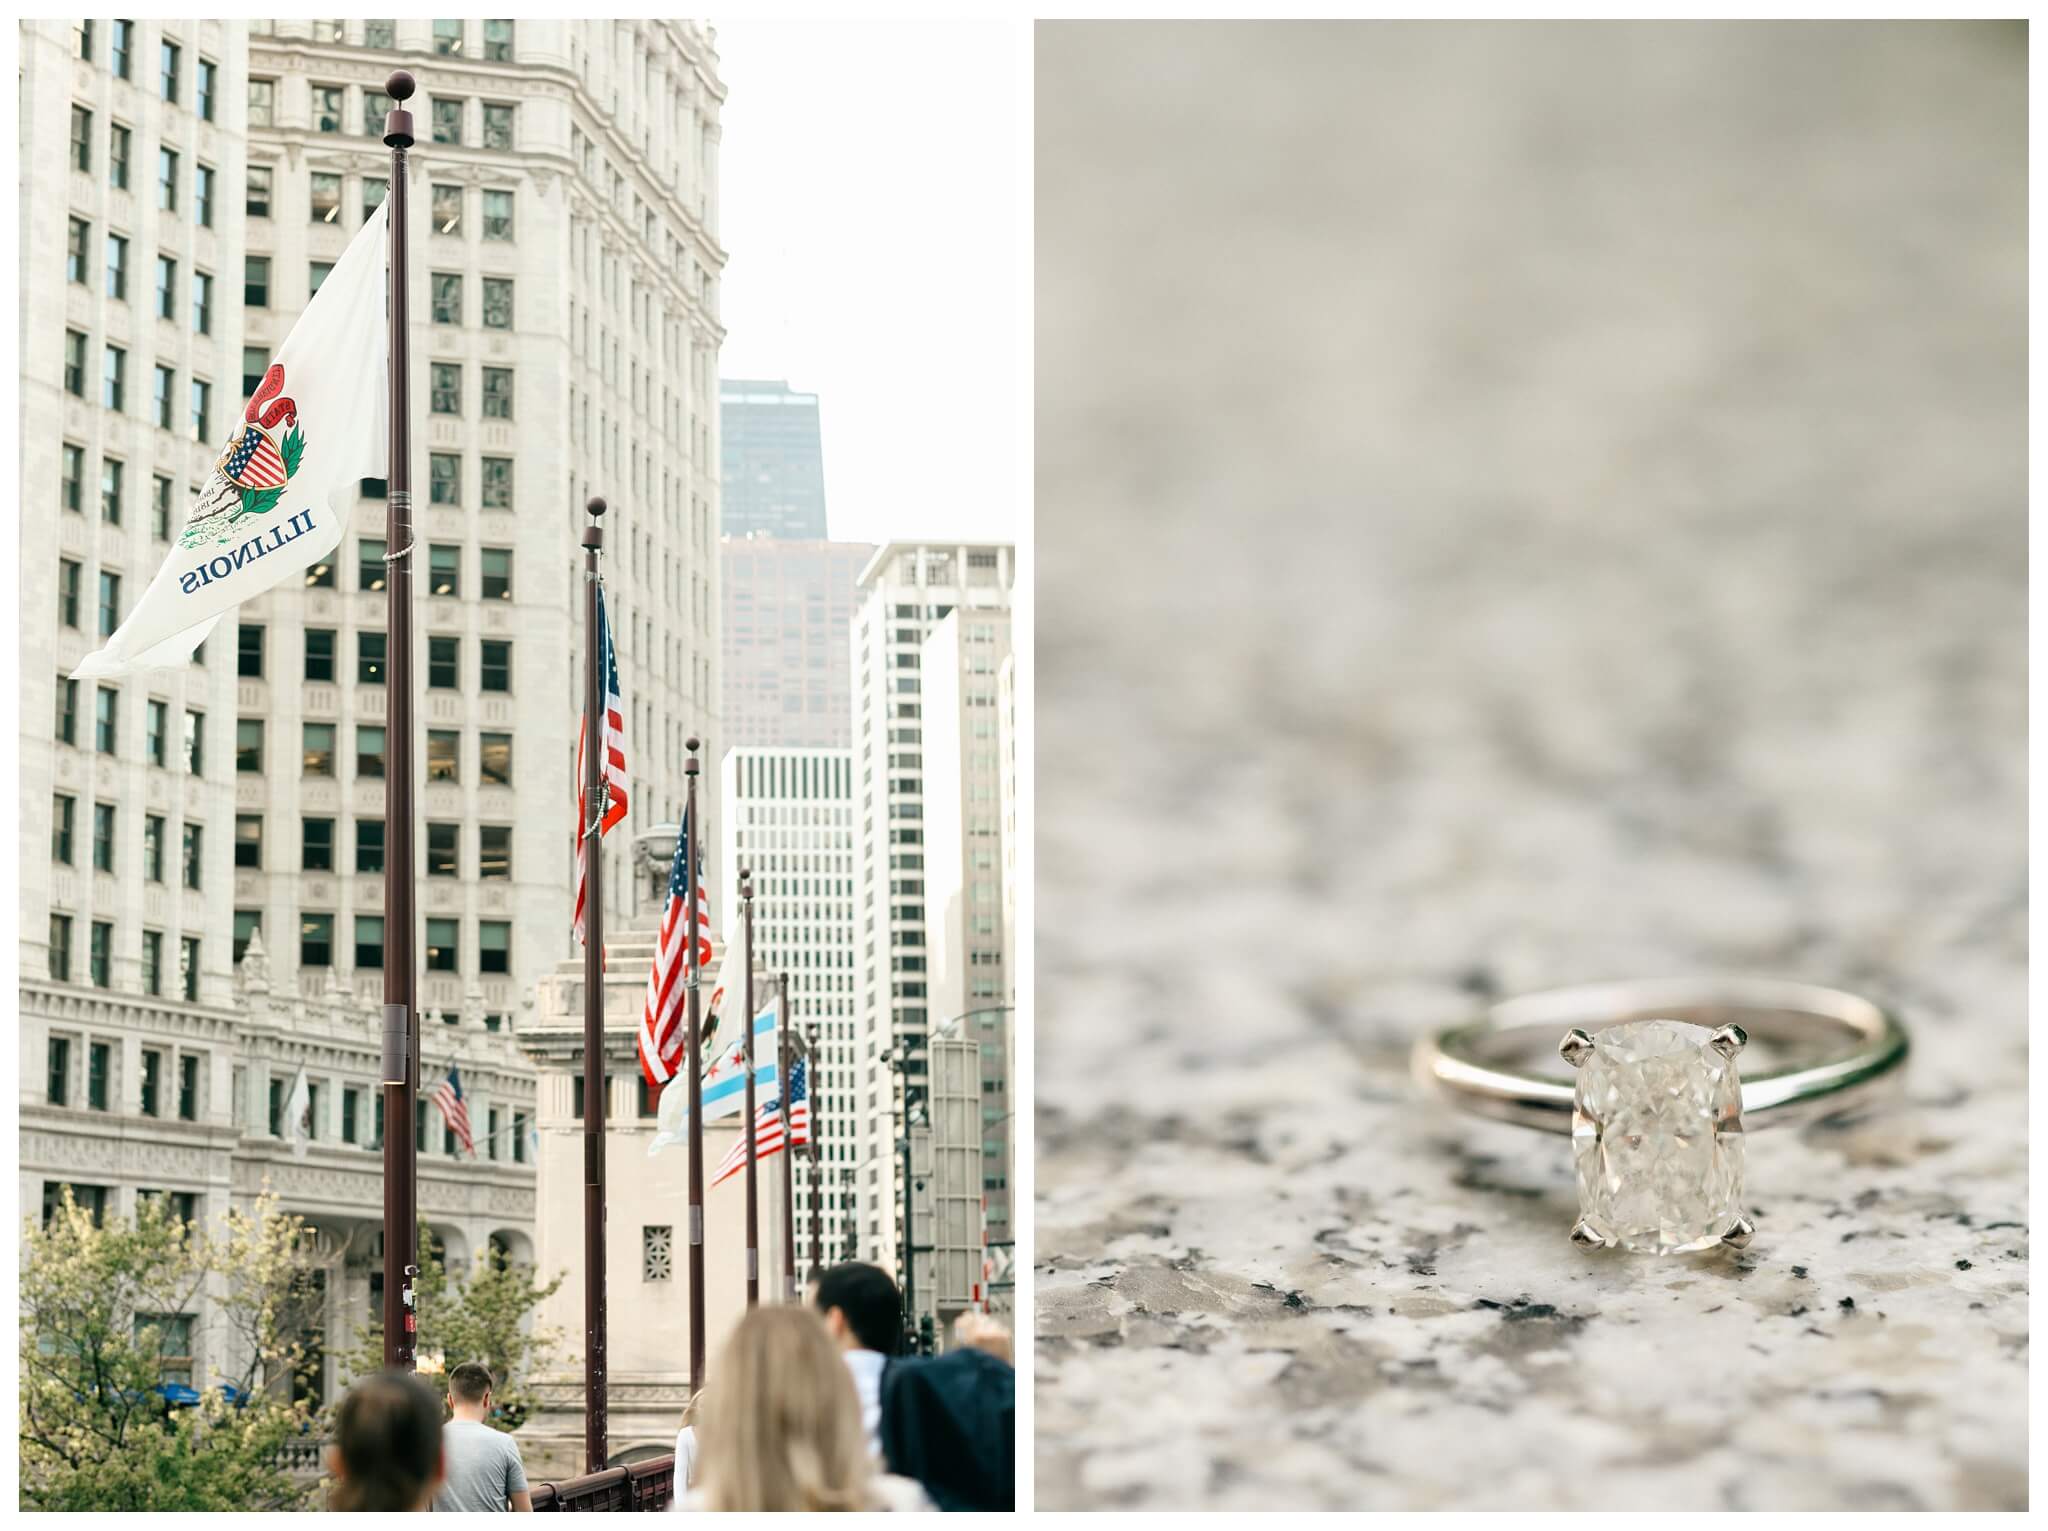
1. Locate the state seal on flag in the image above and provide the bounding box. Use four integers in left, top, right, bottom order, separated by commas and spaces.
180, 362, 307, 549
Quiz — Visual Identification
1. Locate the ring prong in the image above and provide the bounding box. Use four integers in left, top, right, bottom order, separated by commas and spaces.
1569, 1219, 1606, 1250
1722, 1216, 1755, 1250
1559, 1028, 1595, 1068
1709, 1023, 1749, 1059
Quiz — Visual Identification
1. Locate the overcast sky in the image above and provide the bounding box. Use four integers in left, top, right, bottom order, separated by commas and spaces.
712, 18, 1022, 549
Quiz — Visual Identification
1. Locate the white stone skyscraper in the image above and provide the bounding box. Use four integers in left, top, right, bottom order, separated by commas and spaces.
848, 541, 1015, 1296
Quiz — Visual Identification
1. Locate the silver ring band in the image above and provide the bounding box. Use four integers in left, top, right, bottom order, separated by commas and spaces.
1414, 977, 1909, 1133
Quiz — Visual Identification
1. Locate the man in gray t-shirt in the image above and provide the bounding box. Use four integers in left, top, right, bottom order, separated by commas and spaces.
433, 1362, 532, 1513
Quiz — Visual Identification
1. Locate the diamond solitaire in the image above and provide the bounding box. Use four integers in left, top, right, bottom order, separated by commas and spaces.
1562, 1018, 1750, 1254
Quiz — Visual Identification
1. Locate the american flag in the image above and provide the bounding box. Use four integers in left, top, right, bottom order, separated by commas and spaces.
431, 1065, 474, 1157
572, 585, 628, 945
712, 1057, 808, 1187
637, 813, 713, 1088
221, 423, 289, 490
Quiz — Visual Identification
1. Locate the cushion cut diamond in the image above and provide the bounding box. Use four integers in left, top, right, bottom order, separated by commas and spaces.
1572, 1019, 1744, 1254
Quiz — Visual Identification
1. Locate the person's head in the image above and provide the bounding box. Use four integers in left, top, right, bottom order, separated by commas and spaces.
813, 1262, 899, 1355
697, 1307, 872, 1512
329, 1370, 446, 1512
446, 1361, 494, 1420
680, 1384, 709, 1432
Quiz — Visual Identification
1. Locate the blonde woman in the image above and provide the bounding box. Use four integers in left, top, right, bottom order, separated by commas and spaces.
687, 1308, 929, 1512
666, 1386, 706, 1512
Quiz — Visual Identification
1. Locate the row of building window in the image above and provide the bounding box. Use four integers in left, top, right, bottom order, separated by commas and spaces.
68, 108, 218, 229
62, 330, 213, 438
244, 20, 515, 59
75, 23, 212, 114
46, 1035, 202, 1120
249, 1074, 528, 1164
51, 801, 202, 886
249, 79, 515, 150
231, 815, 513, 878
232, 909, 513, 976
48, 916, 199, 998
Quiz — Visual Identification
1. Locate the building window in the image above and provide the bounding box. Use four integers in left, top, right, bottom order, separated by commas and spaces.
301, 914, 334, 968
482, 102, 514, 151
305, 555, 335, 589
483, 20, 513, 60
103, 345, 125, 409
513, 1112, 527, 1163
112, 21, 133, 75
480, 456, 512, 508
184, 709, 204, 772
428, 637, 459, 689
430, 453, 461, 505
62, 443, 85, 507
431, 364, 461, 416
71, 105, 92, 172
190, 379, 210, 442
481, 277, 513, 329
142, 932, 164, 997
643, 1226, 673, 1282
141, 1049, 162, 1114
356, 818, 385, 873
302, 817, 334, 872
47, 1036, 72, 1104
67, 217, 89, 283
425, 919, 458, 972
303, 723, 336, 776
357, 630, 386, 684
192, 269, 213, 334
313, 85, 344, 134
342, 1087, 361, 1144
248, 78, 275, 128
426, 730, 459, 782
359, 538, 388, 592
89, 1039, 112, 1103
488, 1107, 502, 1160
479, 921, 510, 974
234, 814, 262, 869
363, 175, 388, 220
155, 255, 177, 319
238, 625, 264, 678
432, 97, 463, 145
310, 170, 343, 226
143, 815, 165, 881
197, 57, 217, 120
110, 123, 131, 187
479, 824, 511, 879
98, 572, 121, 636
366, 20, 396, 48
52, 794, 75, 864
152, 475, 174, 540
160, 39, 181, 103
479, 732, 512, 785
432, 182, 461, 235
268, 1079, 284, 1136
246, 164, 272, 218
49, 918, 74, 983
65, 332, 87, 397
482, 189, 513, 240
433, 20, 464, 54
146, 699, 168, 764
158, 146, 179, 211
101, 458, 124, 524
242, 346, 267, 399
193, 162, 214, 227
431, 272, 462, 323
428, 543, 461, 596
245, 255, 270, 307
356, 726, 386, 780
481, 367, 513, 420
426, 822, 458, 877
236, 718, 263, 773
153, 364, 175, 429
181, 938, 199, 1000
480, 641, 510, 692
95, 686, 118, 752
59, 559, 81, 627
305, 628, 336, 682
233, 910, 260, 962
179, 1055, 200, 1120
309, 261, 332, 296
355, 915, 384, 970
105, 232, 129, 300
92, 802, 116, 872
363, 89, 392, 138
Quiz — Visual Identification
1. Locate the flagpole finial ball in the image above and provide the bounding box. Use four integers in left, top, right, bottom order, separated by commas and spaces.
686, 736, 701, 753
387, 70, 416, 101
587, 496, 606, 518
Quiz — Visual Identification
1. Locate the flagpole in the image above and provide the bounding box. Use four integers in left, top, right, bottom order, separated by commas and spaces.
807, 1024, 823, 1283
378, 69, 420, 1375
579, 495, 608, 1473
683, 740, 706, 1397
742, 872, 758, 1308
779, 972, 795, 1302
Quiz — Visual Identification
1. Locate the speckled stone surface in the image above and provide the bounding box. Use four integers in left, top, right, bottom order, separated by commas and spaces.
1034, 22, 2026, 1512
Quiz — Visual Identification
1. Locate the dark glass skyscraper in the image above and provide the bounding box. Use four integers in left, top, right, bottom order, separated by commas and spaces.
720, 379, 827, 539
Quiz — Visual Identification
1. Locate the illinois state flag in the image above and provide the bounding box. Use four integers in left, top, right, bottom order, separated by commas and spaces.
73, 201, 390, 678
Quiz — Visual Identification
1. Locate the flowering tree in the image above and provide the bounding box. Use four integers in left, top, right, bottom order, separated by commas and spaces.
19, 1190, 321, 1511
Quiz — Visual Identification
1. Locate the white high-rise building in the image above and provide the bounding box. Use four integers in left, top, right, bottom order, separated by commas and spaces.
17, 17, 724, 1404
849, 542, 1015, 1301
721, 537, 872, 750
719, 748, 861, 1273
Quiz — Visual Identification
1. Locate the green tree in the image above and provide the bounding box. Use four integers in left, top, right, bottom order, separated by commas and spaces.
340, 1221, 563, 1432
20, 1189, 321, 1511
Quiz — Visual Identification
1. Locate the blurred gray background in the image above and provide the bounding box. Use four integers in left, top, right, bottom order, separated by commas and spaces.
1035, 21, 2025, 1512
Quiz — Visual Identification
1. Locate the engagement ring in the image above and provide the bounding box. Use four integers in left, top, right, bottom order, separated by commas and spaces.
1413, 979, 1909, 1254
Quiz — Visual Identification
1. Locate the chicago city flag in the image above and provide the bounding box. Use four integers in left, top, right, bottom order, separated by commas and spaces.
73, 201, 390, 678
